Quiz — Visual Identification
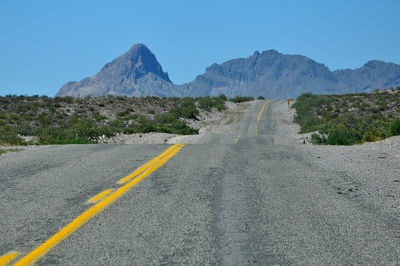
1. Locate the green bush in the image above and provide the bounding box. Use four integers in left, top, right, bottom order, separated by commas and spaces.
197, 96, 226, 111
310, 133, 327, 144
93, 112, 106, 122
218, 94, 227, 101
197, 97, 214, 111
156, 113, 177, 124
294, 92, 400, 145
230, 96, 254, 103
116, 111, 127, 117
170, 98, 199, 119
0, 95, 204, 145
362, 128, 385, 143
390, 119, 400, 136
0, 125, 24, 145
310, 122, 358, 145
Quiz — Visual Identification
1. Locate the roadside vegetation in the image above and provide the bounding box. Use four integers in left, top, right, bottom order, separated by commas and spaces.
0, 94, 252, 145
230, 96, 254, 103
293, 87, 400, 145
0, 148, 21, 156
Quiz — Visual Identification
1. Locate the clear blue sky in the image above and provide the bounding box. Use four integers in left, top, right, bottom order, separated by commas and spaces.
1, 0, 399, 96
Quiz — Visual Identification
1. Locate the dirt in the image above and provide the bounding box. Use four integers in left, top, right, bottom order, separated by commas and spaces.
97, 101, 252, 144
276, 100, 400, 222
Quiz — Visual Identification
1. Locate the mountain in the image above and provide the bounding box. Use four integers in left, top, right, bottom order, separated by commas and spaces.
57, 44, 400, 99
181, 50, 400, 99
56, 44, 180, 97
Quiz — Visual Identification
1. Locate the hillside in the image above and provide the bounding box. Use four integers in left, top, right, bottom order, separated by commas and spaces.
183, 51, 400, 99
56, 44, 400, 99
0, 95, 201, 145
0, 95, 249, 145
292, 87, 400, 145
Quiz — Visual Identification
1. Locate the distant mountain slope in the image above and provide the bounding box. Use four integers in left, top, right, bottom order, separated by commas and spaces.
181, 50, 400, 99
56, 44, 179, 97
57, 44, 400, 99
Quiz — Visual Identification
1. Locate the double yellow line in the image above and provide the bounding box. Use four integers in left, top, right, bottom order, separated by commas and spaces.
256, 102, 268, 135
4, 144, 185, 266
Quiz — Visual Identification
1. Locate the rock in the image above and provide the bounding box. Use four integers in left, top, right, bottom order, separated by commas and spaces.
56, 44, 400, 99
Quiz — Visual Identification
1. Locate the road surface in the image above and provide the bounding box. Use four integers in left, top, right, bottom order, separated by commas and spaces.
1, 101, 400, 265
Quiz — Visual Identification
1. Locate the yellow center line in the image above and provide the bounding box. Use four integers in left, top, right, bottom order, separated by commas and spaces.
257, 102, 267, 122
0, 252, 20, 266
234, 135, 240, 143
86, 189, 114, 204
256, 101, 268, 135
118, 144, 184, 184
13, 144, 185, 266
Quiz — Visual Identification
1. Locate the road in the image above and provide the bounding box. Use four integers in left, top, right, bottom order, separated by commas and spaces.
1, 101, 400, 265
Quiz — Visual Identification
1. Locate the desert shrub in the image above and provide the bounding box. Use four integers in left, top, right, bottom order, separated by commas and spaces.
362, 128, 385, 142
38, 113, 52, 127
124, 114, 139, 121
0, 95, 202, 145
310, 133, 327, 144
156, 113, 177, 124
0, 110, 7, 119
325, 124, 355, 145
230, 96, 254, 103
295, 112, 322, 133
197, 97, 213, 111
219, 94, 228, 101
38, 127, 96, 144
170, 98, 199, 119
390, 119, 400, 136
107, 119, 125, 133
293, 91, 400, 145
14, 121, 35, 136
359, 103, 370, 111
168, 120, 198, 135
116, 111, 127, 117
0, 125, 24, 145
93, 112, 106, 122
63, 96, 74, 103
197, 96, 226, 111
293, 95, 324, 133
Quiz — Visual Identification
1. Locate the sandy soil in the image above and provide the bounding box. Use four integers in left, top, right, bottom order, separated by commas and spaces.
96, 101, 253, 145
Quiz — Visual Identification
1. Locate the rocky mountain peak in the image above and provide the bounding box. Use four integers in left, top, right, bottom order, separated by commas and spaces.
56, 44, 172, 97
100, 43, 170, 83
57, 44, 400, 99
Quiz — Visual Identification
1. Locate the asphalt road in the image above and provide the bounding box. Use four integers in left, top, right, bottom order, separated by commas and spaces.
1, 101, 400, 265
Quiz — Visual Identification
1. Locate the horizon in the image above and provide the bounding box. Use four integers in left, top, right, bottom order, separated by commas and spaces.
1, 0, 399, 96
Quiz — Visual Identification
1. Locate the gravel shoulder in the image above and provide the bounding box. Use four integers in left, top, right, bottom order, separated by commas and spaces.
276, 100, 400, 223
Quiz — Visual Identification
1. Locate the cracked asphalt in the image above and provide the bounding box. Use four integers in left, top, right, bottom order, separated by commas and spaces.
1, 101, 400, 265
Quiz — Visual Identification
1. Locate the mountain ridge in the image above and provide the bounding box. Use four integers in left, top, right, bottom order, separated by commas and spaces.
56, 44, 400, 99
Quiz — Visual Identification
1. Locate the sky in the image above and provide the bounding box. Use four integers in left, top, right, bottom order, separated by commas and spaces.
0, 0, 399, 96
